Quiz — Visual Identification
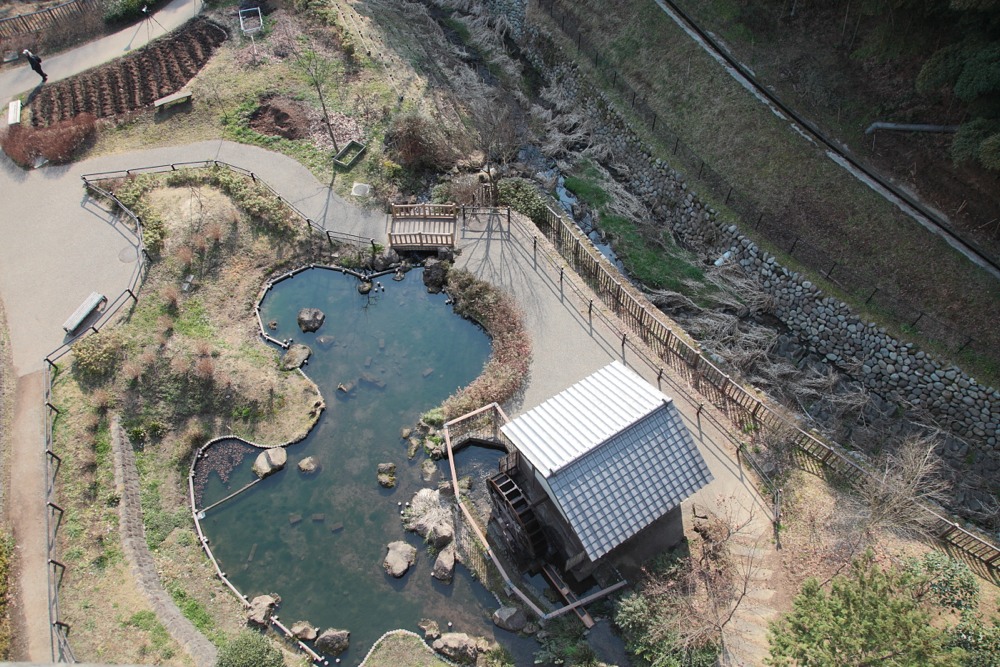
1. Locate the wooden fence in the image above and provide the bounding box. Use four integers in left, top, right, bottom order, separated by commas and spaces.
0, 0, 100, 38
532, 204, 1000, 570
391, 203, 456, 219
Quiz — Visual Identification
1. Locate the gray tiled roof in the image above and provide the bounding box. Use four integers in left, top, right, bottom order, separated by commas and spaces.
501, 361, 713, 561
549, 400, 713, 560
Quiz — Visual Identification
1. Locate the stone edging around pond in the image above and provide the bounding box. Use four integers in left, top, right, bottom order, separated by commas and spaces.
253, 264, 403, 350
186, 261, 465, 667
358, 629, 459, 667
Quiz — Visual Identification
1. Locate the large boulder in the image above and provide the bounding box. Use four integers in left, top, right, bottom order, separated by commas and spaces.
252, 448, 287, 479
377, 462, 397, 488
422, 258, 449, 294
431, 632, 492, 664
418, 618, 441, 640
290, 621, 318, 641
404, 489, 455, 548
432, 544, 456, 583
280, 344, 312, 370
297, 308, 326, 333
246, 594, 278, 626
384, 541, 417, 577
297, 456, 319, 473
315, 628, 350, 655
492, 606, 528, 632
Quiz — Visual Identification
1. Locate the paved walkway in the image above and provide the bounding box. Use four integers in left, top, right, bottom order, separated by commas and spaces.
0, 0, 203, 110
0, 0, 773, 662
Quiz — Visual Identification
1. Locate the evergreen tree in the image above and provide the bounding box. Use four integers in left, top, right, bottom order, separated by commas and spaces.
767, 552, 965, 667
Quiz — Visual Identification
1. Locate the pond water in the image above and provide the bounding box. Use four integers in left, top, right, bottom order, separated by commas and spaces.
197, 268, 535, 665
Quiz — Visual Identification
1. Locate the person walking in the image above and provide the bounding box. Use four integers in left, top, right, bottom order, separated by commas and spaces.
22, 49, 47, 82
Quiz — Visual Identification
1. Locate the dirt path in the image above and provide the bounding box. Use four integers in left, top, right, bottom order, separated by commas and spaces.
6, 370, 51, 661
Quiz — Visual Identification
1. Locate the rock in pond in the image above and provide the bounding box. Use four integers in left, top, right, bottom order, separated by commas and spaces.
247, 594, 278, 626
315, 627, 350, 655
432, 544, 456, 583
358, 281, 373, 294
404, 489, 455, 548
290, 620, 318, 641
384, 540, 417, 578
418, 618, 441, 640
377, 462, 397, 488
431, 632, 492, 664
297, 456, 319, 474
492, 606, 527, 632
315, 334, 336, 349
423, 258, 449, 294
297, 308, 325, 333
280, 344, 312, 370
252, 448, 287, 479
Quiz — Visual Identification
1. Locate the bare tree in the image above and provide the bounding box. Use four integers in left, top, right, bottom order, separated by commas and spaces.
294, 48, 339, 152
471, 92, 525, 202
855, 432, 951, 540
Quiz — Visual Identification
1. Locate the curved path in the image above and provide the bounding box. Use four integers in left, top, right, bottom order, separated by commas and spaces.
0, 0, 205, 107
0, 139, 384, 661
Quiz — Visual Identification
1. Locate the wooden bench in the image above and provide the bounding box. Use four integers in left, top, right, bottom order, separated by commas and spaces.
7, 100, 21, 126
63, 292, 106, 334
153, 89, 192, 110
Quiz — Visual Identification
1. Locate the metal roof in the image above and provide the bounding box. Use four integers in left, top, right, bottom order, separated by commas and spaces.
501, 360, 668, 477
501, 361, 713, 561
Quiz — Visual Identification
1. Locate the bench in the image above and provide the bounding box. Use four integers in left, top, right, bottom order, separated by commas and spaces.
7, 100, 21, 126
153, 89, 192, 110
63, 292, 106, 334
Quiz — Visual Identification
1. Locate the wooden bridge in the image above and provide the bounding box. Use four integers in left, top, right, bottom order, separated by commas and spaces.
388, 204, 457, 251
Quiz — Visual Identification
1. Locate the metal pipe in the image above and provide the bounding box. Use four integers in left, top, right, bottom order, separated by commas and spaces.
864, 122, 958, 135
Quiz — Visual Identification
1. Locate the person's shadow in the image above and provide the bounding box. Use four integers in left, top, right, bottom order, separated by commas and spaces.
25, 82, 44, 105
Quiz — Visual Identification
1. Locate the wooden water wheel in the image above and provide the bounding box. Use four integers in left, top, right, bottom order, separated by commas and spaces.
488, 472, 547, 565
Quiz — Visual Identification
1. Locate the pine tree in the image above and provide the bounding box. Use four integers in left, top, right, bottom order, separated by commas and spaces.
767, 552, 965, 667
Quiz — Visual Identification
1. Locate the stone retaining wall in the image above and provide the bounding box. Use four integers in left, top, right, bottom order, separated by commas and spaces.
588, 108, 999, 476
505, 18, 1000, 502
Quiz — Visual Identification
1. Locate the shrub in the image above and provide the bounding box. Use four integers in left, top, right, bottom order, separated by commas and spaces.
497, 177, 549, 225
216, 631, 283, 667
72, 331, 124, 382
385, 110, 455, 171
440, 269, 531, 418
1, 114, 97, 168
905, 552, 979, 612
104, 0, 165, 24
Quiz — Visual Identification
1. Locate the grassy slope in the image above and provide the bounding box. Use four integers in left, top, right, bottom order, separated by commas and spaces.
533, 0, 1000, 384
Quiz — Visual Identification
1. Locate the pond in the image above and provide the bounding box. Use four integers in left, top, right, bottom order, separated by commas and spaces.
196, 267, 534, 665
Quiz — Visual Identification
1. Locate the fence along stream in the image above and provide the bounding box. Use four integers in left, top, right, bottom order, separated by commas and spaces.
529, 202, 1000, 570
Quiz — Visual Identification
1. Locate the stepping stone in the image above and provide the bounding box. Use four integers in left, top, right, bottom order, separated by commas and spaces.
330, 522, 344, 533
422, 368, 434, 377
730, 542, 765, 558
748, 567, 773, 581
312, 514, 325, 522
289, 514, 302, 525
747, 588, 775, 602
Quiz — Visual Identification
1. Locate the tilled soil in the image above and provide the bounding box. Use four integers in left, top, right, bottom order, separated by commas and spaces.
30, 17, 228, 127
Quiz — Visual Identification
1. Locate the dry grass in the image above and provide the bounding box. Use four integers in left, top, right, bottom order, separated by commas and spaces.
362, 631, 450, 667
51, 177, 330, 664
530, 0, 1000, 384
